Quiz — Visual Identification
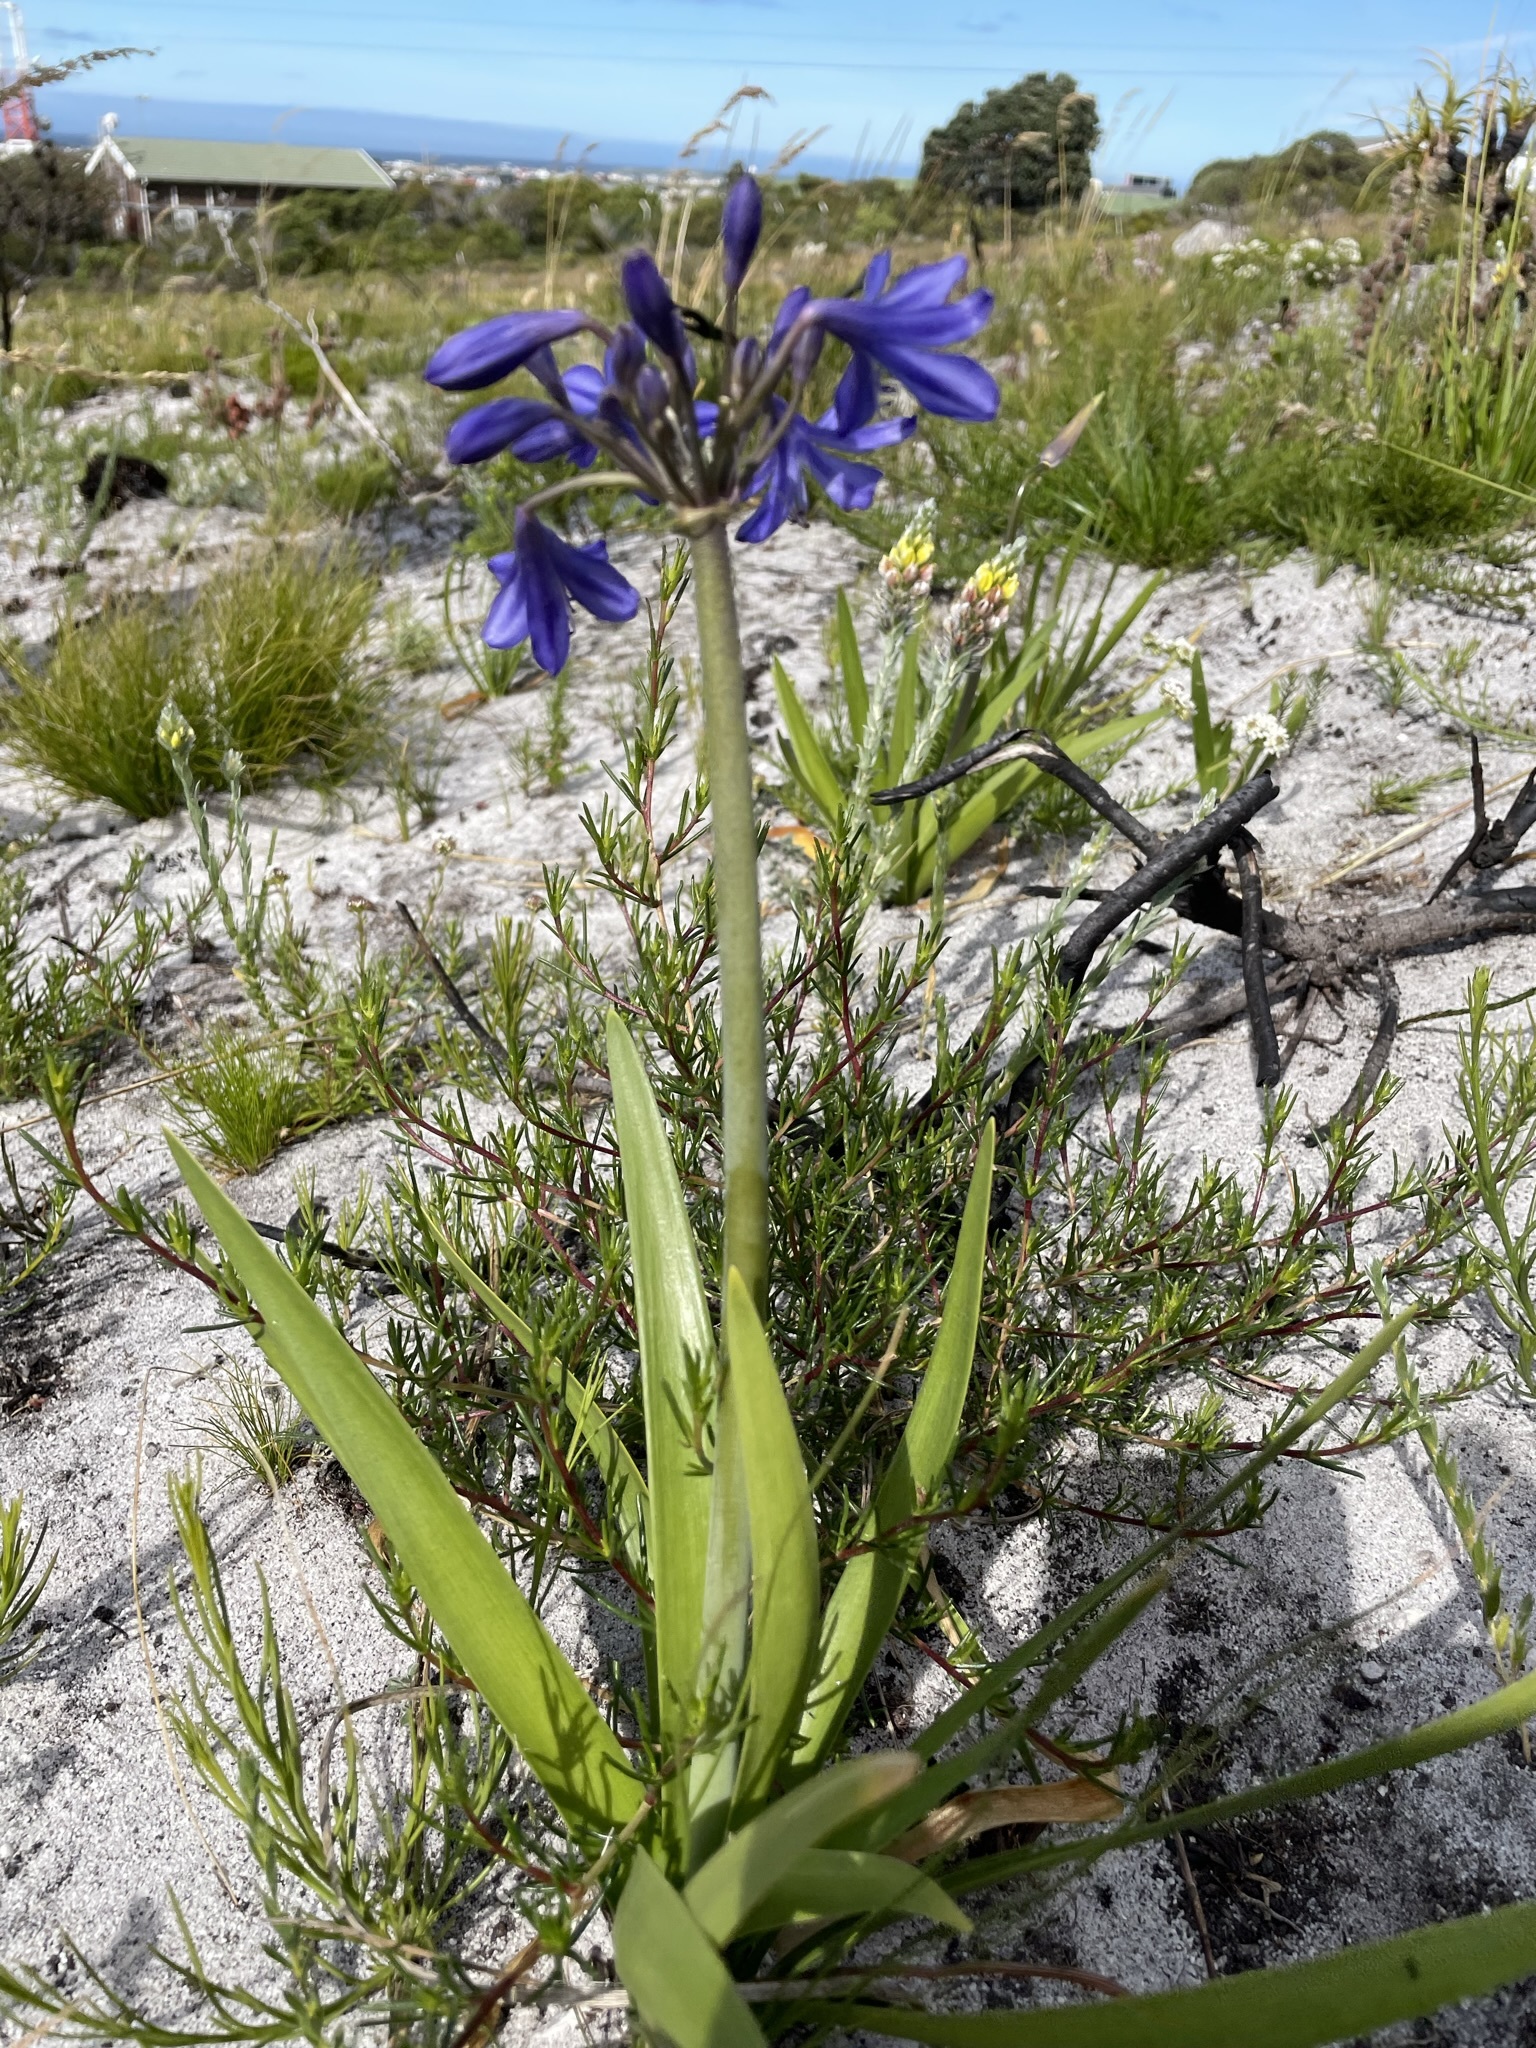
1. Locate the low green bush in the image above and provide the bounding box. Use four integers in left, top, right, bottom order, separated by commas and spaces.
1, 546, 385, 816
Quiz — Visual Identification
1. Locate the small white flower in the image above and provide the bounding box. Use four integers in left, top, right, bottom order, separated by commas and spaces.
1160, 674, 1196, 720
1239, 711, 1291, 759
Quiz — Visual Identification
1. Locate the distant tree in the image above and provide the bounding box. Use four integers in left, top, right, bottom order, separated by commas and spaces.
0, 145, 106, 351
920, 73, 1100, 213
1186, 131, 1374, 215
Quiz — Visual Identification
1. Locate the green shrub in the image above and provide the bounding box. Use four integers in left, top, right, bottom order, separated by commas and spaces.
1, 547, 384, 817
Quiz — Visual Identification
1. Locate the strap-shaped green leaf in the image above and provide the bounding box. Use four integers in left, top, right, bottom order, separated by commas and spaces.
836, 587, 867, 742
684, 1750, 918, 1946
736, 1847, 971, 1938
796, 1124, 995, 1773
167, 1134, 639, 1836
613, 1848, 765, 2048
799, 1897, 1536, 2045
725, 1268, 821, 1817
423, 1210, 649, 1570
773, 657, 844, 829
607, 1014, 716, 1755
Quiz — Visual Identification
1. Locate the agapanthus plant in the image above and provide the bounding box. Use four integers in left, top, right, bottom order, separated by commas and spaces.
423, 179, 998, 1318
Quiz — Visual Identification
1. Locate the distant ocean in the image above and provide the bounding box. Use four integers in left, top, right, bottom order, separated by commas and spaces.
35, 88, 886, 178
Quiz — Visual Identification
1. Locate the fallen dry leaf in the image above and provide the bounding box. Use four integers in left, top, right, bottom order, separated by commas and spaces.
890, 1776, 1124, 1863
767, 823, 829, 860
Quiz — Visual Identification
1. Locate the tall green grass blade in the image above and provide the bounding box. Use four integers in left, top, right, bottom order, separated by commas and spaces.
963, 1660, 1536, 1894
607, 1015, 716, 1757
736, 1847, 971, 1938
773, 657, 844, 829
423, 1210, 648, 1563
915, 1302, 1419, 1764
836, 588, 867, 743
726, 1268, 821, 1816
684, 1750, 918, 1946
613, 1848, 765, 2048
796, 1124, 995, 1772
167, 1133, 639, 1835
803, 1898, 1536, 2045
834, 1569, 1164, 1859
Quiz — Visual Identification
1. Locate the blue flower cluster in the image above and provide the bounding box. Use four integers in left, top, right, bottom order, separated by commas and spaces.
423, 176, 997, 673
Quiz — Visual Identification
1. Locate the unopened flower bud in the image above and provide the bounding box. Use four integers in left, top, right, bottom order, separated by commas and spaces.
635, 363, 669, 423
722, 174, 763, 293
790, 325, 824, 385
621, 249, 687, 362
878, 499, 937, 613
729, 334, 763, 400
950, 540, 1024, 655
608, 322, 645, 390
156, 699, 193, 758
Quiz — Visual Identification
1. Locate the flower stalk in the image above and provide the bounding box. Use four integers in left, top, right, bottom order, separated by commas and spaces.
422, 176, 999, 1323
685, 517, 770, 1316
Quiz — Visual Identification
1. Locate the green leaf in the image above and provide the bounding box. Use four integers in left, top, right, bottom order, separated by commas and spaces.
566, 1370, 650, 1572
607, 1014, 716, 1760
736, 1848, 971, 1938
423, 1210, 648, 1570
796, 1124, 995, 1773
968, 621, 1054, 747
684, 1750, 919, 1946
914, 1302, 1419, 1767
836, 587, 867, 742
725, 1268, 822, 1816
801, 1898, 1536, 2045
773, 656, 845, 829
613, 1847, 765, 2048
834, 1569, 1166, 1860
166, 1133, 638, 1836
885, 631, 920, 787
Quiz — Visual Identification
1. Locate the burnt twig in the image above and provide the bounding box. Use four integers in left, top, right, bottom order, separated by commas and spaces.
1056, 774, 1279, 989
1428, 737, 1491, 903
1326, 957, 1401, 1130
872, 728, 1161, 855
396, 901, 509, 1075
1231, 829, 1281, 1086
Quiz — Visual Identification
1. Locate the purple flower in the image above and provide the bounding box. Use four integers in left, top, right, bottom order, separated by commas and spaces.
736, 401, 914, 544
484, 510, 640, 674
423, 309, 591, 392
722, 174, 762, 292
809, 256, 998, 423
444, 363, 609, 470
620, 250, 692, 367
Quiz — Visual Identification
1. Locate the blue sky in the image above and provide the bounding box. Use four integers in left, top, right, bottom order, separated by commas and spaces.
24, 1, 1536, 180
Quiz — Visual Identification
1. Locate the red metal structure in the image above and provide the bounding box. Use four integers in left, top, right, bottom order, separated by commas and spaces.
0, 5, 38, 145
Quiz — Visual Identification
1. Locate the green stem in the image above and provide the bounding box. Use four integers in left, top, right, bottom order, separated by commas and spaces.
687, 520, 770, 1318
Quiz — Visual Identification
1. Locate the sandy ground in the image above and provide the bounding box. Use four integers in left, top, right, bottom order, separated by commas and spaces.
0, 418, 1534, 2040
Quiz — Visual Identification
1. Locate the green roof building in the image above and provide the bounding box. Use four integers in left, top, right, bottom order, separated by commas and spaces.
85, 119, 393, 241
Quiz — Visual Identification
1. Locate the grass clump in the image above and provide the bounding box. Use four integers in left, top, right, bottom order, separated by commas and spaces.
0, 547, 384, 817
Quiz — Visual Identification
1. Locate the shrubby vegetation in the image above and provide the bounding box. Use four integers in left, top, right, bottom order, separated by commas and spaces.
1, 50, 1536, 2045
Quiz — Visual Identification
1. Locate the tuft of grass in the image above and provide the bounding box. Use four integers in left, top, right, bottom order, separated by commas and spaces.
196, 1353, 310, 1488
0, 1494, 52, 1681
164, 1025, 362, 1174
1, 547, 385, 817
312, 448, 398, 519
